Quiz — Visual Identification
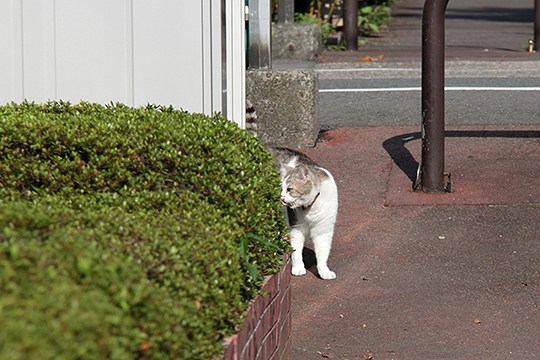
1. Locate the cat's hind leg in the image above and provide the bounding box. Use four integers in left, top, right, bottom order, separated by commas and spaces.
290, 228, 307, 276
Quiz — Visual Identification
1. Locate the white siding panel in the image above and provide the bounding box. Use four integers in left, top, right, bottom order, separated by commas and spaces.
21, 0, 56, 102
210, 0, 223, 115
0, 0, 23, 103
0, 0, 245, 125
54, 0, 130, 103
132, 1, 204, 111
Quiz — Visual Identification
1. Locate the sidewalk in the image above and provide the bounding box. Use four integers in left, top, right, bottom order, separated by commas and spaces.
288, 1, 540, 359
319, 0, 540, 62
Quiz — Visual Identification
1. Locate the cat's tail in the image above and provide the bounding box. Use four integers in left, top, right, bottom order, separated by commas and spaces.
245, 99, 258, 136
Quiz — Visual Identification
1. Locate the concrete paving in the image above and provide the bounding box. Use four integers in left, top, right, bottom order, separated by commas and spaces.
292, 127, 539, 359
287, 1, 540, 359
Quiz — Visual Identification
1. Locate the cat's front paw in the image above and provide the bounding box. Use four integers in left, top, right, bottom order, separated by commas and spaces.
291, 266, 307, 277
318, 269, 336, 280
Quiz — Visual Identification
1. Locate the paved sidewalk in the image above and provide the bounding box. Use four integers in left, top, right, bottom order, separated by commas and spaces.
292, 126, 539, 360
288, 1, 540, 359
320, 0, 540, 62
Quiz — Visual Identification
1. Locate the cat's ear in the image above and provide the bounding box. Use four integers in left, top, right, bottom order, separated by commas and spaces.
281, 163, 295, 174
300, 166, 311, 180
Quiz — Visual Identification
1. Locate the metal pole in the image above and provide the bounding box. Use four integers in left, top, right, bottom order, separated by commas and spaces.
535, 0, 540, 50
278, 0, 294, 23
419, 0, 449, 193
343, 0, 359, 50
248, 0, 272, 69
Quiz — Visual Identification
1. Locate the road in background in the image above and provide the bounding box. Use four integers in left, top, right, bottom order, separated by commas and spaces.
316, 61, 540, 129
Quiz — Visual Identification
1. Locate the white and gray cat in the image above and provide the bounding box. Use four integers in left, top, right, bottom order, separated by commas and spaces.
246, 100, 338, 280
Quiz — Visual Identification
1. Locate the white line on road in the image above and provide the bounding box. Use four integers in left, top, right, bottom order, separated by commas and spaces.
320, 87, 421, 93
319, 86, 540, 93
316, 68, 418, 72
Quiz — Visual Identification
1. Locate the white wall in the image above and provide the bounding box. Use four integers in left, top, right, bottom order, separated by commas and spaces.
0, 0, 245, 126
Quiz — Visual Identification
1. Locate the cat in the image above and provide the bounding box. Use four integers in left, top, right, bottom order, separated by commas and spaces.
246, 100, 338, 280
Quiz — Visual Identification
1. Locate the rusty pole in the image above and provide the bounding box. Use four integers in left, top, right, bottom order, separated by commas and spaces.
535, 0, 540, 50
419, 0, 449, 193
344, 0, 359, 50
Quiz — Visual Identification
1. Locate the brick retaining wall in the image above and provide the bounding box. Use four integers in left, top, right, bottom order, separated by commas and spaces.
223, 256, 292, 360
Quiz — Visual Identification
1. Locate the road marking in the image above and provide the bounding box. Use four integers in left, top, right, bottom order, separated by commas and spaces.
320, 86, 540, 93
321, 87, 421, 93
316, 68, 531, 74
316, 68, 418, 72
446, 86, 540, 91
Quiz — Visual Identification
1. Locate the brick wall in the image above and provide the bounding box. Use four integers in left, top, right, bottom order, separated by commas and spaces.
223, 255, 292, 360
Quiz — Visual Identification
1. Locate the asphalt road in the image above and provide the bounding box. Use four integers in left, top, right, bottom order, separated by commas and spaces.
316, 60, 540, 129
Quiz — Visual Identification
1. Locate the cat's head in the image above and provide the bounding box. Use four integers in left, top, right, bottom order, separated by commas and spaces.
280, 165, 320, 209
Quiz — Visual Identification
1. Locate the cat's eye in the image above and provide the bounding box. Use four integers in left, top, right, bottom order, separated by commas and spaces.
286, 187, 293, 192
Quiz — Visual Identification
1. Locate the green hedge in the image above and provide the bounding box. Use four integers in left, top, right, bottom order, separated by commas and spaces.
0, 101, 289, 359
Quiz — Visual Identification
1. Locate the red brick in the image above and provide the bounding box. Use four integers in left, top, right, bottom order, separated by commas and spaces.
240, 304, 260, 345
254, 322, 266, 351
262, 271, 280, 302
266, 322, 280, 358
279, 271, 291, 295
278, 338, 292, 360
254, 324, 266, 359
240, 335, 256, 360
279, 256, 292, 290
278, 287, 291, 331
224, 256, 291, 360
268, 346, 277, 360
222, 335, 238, 360
278, 313, 292, 359
253, 288, 271, 323
237, 314, 254, 351
262, 298, 279, 334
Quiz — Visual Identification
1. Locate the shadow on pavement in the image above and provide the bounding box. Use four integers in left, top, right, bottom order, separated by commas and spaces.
382, 130, 540, 185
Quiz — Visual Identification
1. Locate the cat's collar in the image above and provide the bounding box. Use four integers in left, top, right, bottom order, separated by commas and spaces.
301, 192, 320, 210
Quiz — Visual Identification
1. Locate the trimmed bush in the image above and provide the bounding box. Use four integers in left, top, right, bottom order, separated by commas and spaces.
0, 101, 289, 359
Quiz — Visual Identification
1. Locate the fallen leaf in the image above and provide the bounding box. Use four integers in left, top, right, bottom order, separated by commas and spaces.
364, 351, 374, 359
473, 318, 482, 324
358, 55, 384, 62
